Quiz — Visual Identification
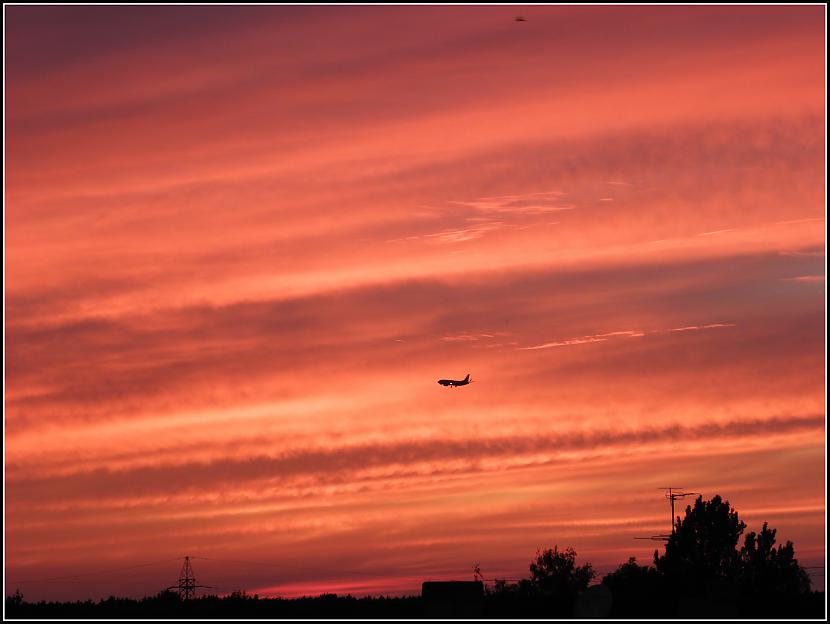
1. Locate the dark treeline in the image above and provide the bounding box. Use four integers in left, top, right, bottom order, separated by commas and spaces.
4, 591, 422, 620
484, 495, 823, 618
5, 495, 825, 619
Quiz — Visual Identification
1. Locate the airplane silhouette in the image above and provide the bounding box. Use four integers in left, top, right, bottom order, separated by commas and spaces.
515, 16, 526, 22
438, 373, 472, 387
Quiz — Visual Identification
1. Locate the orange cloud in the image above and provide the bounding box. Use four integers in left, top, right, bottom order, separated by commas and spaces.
5, 5, 825, 601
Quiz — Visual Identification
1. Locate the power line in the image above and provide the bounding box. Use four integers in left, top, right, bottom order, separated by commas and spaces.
191, 555, 348, 575
9, 558, 181, 584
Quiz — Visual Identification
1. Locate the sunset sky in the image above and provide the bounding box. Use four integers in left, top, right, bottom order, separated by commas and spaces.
5, 5, 826, 601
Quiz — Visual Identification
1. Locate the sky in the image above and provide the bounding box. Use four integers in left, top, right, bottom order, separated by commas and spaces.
4, 5, 826, 601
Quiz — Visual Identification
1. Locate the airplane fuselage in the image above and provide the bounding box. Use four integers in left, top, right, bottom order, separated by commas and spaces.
438, 374, 471, 387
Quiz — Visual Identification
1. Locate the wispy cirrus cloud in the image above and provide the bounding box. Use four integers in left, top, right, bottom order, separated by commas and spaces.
441, 333, 498, 342
389, 191, 574, 246
666, 323, 736, 332
422, 222, 504, 244
520, 336, 614, 350
451, 190, 576, 216
7, 413, 822, 505
519, 323, 735, 350
781, 275, 824, 283
778, 249, 824, 258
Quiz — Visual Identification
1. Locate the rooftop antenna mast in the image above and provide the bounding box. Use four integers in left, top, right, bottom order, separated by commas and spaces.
660, 487, 699, 536
635, 487, 700, 542
167, 556, 211, 600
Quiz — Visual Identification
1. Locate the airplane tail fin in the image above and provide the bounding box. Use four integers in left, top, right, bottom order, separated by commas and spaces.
465, 373, 471, 382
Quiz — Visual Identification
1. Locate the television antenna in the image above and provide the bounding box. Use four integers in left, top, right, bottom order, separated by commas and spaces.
634, 487, 700, 542
659, 487, 699, 535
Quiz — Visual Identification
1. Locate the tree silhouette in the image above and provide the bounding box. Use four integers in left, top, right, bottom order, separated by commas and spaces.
649, 494, 819, 618
654, 494, 745, 595
602, 557, 666, 617
528, 546, 595, 616
738, 521, 812, 615
8, 589, 24, 609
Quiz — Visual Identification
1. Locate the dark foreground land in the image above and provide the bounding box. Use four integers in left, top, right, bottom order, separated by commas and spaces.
5, 588, 826, 619
6, 495, 827, 619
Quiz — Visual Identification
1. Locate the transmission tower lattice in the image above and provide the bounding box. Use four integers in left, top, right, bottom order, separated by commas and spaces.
167, 556, 211, 600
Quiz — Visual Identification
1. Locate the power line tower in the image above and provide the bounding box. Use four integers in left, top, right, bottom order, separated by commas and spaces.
167, 556, 210, 600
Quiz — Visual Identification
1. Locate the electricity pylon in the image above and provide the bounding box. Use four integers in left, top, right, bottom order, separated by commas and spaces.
167, 556, 211, 600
